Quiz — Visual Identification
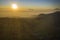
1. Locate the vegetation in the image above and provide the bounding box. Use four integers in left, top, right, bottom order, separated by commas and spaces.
0, 11, 60, 40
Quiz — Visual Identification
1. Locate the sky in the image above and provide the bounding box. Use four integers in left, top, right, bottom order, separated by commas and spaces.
0, 0, 60, 9
0, 0, 60, 17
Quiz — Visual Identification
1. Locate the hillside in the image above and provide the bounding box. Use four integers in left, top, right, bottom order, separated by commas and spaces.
0, 11, 60, 40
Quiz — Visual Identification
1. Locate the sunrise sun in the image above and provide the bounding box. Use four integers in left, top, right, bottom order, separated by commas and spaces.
12, 4, 18, 9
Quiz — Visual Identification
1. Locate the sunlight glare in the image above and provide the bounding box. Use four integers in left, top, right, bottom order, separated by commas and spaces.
12, 4, 18, 9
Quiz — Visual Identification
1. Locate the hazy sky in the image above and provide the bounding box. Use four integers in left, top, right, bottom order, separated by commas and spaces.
0, 0, 60, 8
0, 0, 60, 17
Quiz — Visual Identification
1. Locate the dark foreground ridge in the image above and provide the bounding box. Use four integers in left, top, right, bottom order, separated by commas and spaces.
0, 11, 60, 40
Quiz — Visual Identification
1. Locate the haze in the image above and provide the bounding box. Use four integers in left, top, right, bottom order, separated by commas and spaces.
0, 0, 60, 17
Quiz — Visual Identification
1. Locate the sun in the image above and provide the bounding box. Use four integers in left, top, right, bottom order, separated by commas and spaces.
12, 4, 18, 9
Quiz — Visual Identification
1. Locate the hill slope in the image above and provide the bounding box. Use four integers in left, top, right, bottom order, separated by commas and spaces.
0, 11, 60, 40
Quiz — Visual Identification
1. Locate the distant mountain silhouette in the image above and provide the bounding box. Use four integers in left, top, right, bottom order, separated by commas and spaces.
54, 8, 60, 10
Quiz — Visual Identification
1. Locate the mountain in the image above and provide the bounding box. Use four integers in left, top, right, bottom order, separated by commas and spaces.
54, 8, 60, 10
33, 11, 60, 40
0, 11, 60, 40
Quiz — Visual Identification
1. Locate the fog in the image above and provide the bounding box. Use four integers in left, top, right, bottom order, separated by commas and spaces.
0, 9, 54, 18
